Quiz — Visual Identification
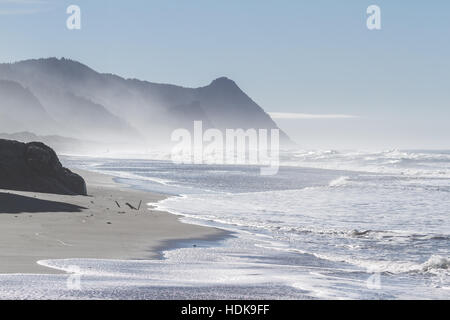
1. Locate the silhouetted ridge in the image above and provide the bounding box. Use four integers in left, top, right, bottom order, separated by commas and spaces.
0, 57, 295, 147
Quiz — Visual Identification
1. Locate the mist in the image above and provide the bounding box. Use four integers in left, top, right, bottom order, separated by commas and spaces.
0, 57, 293, 156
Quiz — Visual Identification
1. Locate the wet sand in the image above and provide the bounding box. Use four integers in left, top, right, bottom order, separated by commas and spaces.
0, 170, 227, 274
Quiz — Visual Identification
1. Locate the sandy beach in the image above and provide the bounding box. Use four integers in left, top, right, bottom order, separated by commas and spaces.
0, 170, 227, 274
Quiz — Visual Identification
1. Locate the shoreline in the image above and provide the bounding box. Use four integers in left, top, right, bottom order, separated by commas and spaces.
0, 169, 229, 274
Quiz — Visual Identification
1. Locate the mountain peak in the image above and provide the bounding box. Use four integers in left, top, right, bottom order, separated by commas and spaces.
209, 77, 238, 88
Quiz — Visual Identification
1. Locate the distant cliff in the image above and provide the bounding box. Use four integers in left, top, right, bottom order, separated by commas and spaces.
0, 132, 100, 155
0, 139, 87, 195
0, 58, 294, 147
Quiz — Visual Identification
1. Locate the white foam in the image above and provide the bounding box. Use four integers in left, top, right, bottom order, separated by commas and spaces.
50, 151, 450, 299
329, 176, 351, 187
284, 149, 450, 178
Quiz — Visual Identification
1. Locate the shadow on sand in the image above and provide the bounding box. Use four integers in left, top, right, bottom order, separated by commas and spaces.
0, 192, 86, 214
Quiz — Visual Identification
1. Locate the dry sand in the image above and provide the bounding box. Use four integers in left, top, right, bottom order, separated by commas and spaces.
0, 170, 227, 274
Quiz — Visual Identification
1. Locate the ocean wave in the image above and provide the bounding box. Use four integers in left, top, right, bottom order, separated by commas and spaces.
302, 251, 450, 276
250, 239, 450, 277
284, 149, 450, 178
421, 255, 450, 273
328, 176, 351, 187
362, 254, 450, 275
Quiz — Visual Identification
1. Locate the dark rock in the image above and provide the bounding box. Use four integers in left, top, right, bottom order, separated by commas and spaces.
0, 139, 87, 195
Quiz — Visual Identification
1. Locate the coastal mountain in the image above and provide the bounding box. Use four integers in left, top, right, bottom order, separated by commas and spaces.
0, 58, 293, 149
0, 80, 59, 135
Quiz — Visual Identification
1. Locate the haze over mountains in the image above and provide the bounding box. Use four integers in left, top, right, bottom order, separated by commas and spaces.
0, 58, 292, 152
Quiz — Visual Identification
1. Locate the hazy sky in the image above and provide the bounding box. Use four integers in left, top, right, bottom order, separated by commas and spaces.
1, 0, 449, 149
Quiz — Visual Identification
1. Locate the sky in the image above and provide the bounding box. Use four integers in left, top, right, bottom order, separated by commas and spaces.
0, 0, 449, 149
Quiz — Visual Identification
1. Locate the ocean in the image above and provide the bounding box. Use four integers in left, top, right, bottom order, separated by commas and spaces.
1, 149, 449, 299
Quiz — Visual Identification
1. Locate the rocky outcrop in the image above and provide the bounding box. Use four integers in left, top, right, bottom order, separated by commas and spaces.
0, 139, 87, 195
